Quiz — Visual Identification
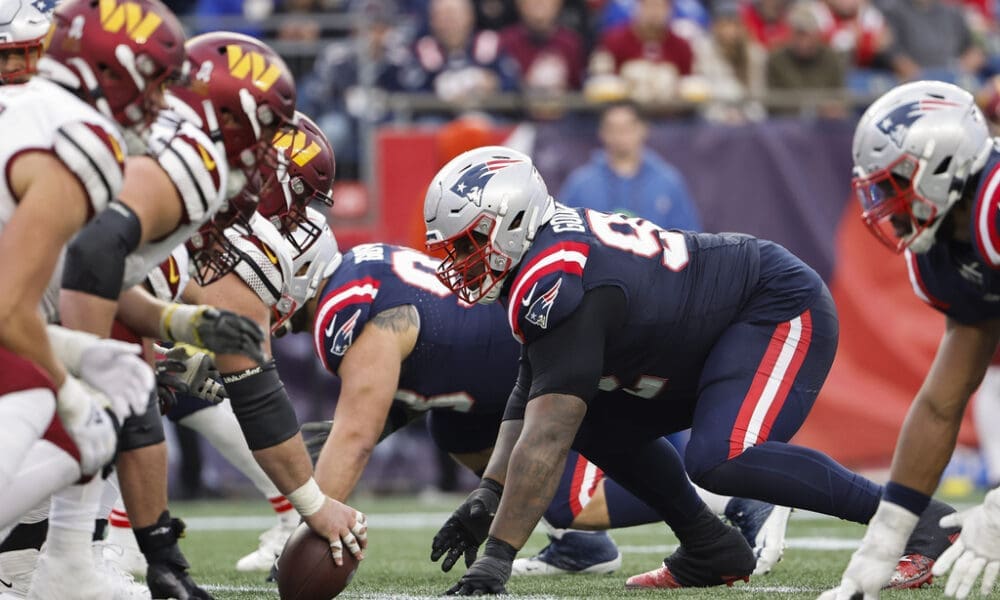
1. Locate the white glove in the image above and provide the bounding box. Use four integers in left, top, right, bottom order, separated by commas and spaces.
932, 488, 1000, 598
56, 377, 118, 477
78, 339, 154, 421
46, 325, 140, 376
817, 501, 919, 600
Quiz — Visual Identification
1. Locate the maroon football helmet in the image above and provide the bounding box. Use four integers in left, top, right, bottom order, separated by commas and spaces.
41, 0, 186, 131
257, 112, 335, 259
169, 32, 296, 178
173, 32, 296, 286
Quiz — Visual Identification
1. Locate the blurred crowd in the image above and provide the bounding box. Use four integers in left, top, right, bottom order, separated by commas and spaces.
163, 0, 1000, 176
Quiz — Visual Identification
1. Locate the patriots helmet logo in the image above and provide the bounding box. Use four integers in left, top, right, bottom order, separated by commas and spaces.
31, 0, 56, 14
525, 279, 561, 329
331, 308, 362, 356
876, 99, 960, 147
450, 159, 523, 207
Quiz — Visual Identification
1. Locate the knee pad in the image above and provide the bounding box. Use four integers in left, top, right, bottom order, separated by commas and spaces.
118, 394, 165, 451
223, 361, 299, 451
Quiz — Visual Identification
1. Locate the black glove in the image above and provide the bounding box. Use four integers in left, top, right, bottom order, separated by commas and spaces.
195, 308, 266, 363
444, 537, 516, 596
432, 478, 502, 572
154, 357, 189, 415
138, 513, 214, 600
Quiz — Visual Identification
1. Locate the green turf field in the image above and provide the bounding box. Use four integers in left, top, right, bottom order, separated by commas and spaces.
169, 494, 995, 599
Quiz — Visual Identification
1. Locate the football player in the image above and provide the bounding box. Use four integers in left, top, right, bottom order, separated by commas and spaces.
0, 0, 187, 597
821, 82, 1000, 600
0, 0, 49, 85
70, 109, 365, 584
423, 146, 957, 595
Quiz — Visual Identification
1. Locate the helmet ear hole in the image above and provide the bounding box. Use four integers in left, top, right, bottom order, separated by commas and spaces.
507, 210, 524, 231
934, 156, 952, 175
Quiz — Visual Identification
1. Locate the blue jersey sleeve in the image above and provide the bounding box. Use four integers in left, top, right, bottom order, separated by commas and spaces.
506, 241, 590, 344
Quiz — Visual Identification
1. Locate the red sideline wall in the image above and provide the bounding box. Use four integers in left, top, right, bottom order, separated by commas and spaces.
794, 198, 977, 466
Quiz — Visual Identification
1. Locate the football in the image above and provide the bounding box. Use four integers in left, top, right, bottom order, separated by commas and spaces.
276, 523, 359, 600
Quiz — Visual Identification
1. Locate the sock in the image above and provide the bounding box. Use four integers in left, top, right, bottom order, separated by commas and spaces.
179, 401, 281, 498
47, 478, 104, 560
695, 441, 881, 524
0, 440, 80, 530
268, 496, 298, 527
542, 450, 604, 528
109, 499, 131, 530
97, 473, 120, 522
694, 486, 732, 516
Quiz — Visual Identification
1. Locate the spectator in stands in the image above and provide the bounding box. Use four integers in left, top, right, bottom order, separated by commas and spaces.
276, 0, 322, 43
402, 0, 520, 105
499, 0, 586, 94
297, 0, 410, 178
587, 0, 695, 104
193, 0, 271, 35
880, 0, 984, 82
596, 0, 710, 34
692, 0, 768, 122
766, 2, 848, 118
814, 0, 893, 69
741, 0, 794, 49
559, 100, 702, 229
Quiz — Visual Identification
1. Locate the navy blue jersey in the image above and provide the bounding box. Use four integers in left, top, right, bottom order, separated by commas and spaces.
312, 243, 519, 417
908, 148, 1000, 324
505, 207, 824, 400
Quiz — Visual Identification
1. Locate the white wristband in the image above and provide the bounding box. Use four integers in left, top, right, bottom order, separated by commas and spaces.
287, 477, 326, 517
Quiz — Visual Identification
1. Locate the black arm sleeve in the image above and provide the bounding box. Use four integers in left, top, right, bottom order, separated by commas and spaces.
522, 285, 626, 407
61, 200, 142, 299
502, 349, 532, 422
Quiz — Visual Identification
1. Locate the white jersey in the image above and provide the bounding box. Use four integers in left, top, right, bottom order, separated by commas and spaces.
0, 78, 126, 325
121, 105, 229, 290
0, 78, 126, 228
225, 213, 295, 314
145, 245, 191, 302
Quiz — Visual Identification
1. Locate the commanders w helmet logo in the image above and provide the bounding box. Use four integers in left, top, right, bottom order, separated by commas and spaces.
226, 45, 282, 92
99, 0, 162, 43
273, 130, 321, 167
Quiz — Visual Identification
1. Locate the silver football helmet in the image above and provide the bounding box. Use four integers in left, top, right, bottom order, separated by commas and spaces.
272, 206, 342, 334
0, 0, 54, 83
424, 146, 554, 304
852, 80, 992, 253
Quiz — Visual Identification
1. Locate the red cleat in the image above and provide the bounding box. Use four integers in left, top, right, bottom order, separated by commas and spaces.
625, 564, 749, 589
887, 554, 934, 589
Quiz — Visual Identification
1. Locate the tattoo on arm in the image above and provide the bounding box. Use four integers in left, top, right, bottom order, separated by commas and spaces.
370, 304, 419, 334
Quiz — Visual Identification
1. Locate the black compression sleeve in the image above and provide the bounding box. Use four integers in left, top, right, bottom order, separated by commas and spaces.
61, 201, 142, 299
525, 285, 626, 403
502, 349, 532, 422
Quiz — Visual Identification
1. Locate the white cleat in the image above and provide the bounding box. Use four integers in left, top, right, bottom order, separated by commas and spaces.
750, 505, 791, 575
100, 527, 147, 577
0, 548, 38, 598
92, 544, 151, 600
235, 520, 297, 572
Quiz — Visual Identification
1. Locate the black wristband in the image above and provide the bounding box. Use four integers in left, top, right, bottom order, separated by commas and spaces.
479, 477, 504, 497
484, 536, 518, 562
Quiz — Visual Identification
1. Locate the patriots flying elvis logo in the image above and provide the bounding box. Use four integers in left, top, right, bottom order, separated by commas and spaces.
526, 279, 562, 329
450, 159, 522, 207
31, 0, 56, 13
331, 308, 362, 356
876, 99, 959, 148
